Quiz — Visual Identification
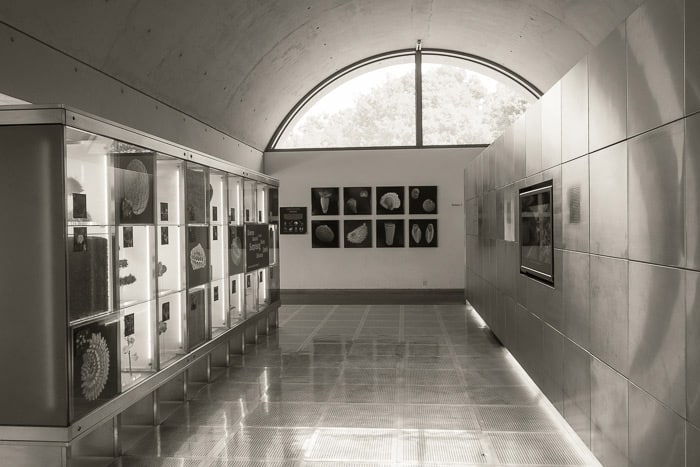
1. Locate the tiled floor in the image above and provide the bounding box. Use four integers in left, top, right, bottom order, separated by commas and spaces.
113, 304, 600, 466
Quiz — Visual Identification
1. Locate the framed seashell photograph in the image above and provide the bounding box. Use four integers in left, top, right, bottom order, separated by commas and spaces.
228, 225, 246, 274
376, 219, 405, 248
115, 153, 155, 224
376, 186, 405, 215
343, 187, 372, 215
311, 220, 340, 248
409, 219, 438, 247
186, 163, 209, 223
344, 220, 372, 248
408, 185, 438, 214
311, 187, 339, 216
186, 226, 210, 287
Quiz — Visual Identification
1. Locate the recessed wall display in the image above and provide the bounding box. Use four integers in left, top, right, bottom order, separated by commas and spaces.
376, 186, 404, 215
186, 165, 209, 223
245, 224, 270, 271
409, 219, 438, 247
187, 226, 210, 287
115, 153, 155, 224
409, 186, 437, 214
311, 187, 339, 216
280, 207, 307, 234
343, 187, 372, 215
376, 220, 404, 247
519, 180, 554, 285
344, 220, 372, 248
312, 220, 340, 248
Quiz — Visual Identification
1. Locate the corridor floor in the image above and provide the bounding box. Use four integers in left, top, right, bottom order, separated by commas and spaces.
115, 304, 599, 466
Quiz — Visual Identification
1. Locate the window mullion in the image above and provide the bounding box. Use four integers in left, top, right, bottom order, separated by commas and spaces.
415, 43, 423, 147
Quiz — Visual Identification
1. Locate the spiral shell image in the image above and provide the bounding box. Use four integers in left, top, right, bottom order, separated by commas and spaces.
190, 243, 207, 270
422, 198, 436, 213
80, 333, 110, 401
315, 224, 335, 243
230, 235, 243, 265
346, 198, 357, 214
380, 192, 401, 211
346, 223, 368, 244
426, 223, 435, 244
411, 223, 422, 244
121, 159, 150, 217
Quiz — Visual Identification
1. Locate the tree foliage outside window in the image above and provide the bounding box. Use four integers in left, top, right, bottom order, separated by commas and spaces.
274, 54, 533, 149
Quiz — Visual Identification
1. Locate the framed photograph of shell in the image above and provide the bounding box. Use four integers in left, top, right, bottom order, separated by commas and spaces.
187, 226, 210, 287
312, 220, 340, 248
343, 187, 372, 215
344, 220, 372, 248
409, 219, 438, 247
376, 219, 405, 248
115, 152, 155, 224
228, 225, 245, 275
71, 317, 120, 420
186, 163, 210, 223
311, 187, 340, 216
408, 186, 437, 214
376, 186, 405, 215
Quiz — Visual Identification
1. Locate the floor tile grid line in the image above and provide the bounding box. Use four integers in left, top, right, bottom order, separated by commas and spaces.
279, 304, 309, 327
297, 305, 340, 352
434, 304, 498, 465
351, 305, 372, 341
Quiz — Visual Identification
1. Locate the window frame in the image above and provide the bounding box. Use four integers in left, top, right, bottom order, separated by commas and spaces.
267, 47, 542, 151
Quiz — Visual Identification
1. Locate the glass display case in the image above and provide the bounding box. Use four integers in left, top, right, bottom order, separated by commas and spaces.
0, 106, 280, 433
257, 183, 268, 223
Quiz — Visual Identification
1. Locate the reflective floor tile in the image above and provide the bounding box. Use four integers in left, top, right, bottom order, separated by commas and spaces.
405, 344, 452, 358
307, 428, 395, 461
403, 356, 456, 370
320, 404, 397, 428
340, 369, 399, 384
112, 457, 203, 466
300, 342, 352, 355
242, 402, 323, 427
331, 385, 397, 403
218, 428, 313, 460
162, 401, 247, 427
348, 343, 407, 357
401, 369, 464, 386
401, 385, 471, 405
262, 383, 335, 403
478, 406, 559, 432
455, 356, 512, 370
125, 426, 228, 458
192, 381, 264, 402
489, 432, 591, 465
280, 367, 342, 384
466, 385, 542, 406
209, 460, 297, 467
463, 369, 527, 387
400, 405, 480, 430
400, 430, 487, 464
343, 355, 403, 369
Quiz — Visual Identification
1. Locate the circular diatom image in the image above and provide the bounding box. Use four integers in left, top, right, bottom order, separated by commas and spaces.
80, 333, 110, 401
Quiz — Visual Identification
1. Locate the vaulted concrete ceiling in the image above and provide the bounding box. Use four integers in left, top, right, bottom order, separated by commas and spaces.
0, 0, 643, 150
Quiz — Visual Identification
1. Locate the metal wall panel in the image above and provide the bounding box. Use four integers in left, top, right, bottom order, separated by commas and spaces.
590, 255, 629, 376
589, 24, 627, 152
687, 0, 700, 115
526, 100, 542, 176
521, 311, 543, 386
563, 250, 590, 350
686, 114, 700, 270
496, 189, 504, 240
687, 270, 700, 426
591, 359, 629, 467
488, 144, 496, 191
626, 0, 684, 137
561, 57, 589, 162
563, 339, 591, 447
543, 165, 563, 250
542, 323, 565, 414
513, 116, 527, 181
589, 142, 628, 258
629, 383, 685, 467
562, 156, 589, 253
688, 422, 700, 467
628, 261, 686, 416
0, 125, 69, 426
503, 184, 516, 243
541, 82, 562, 170
628, 121, 685, 267
494, 136, 505, 189
502, 127, 515, 186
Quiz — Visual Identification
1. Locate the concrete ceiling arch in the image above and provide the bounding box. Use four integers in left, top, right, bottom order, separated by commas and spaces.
0, 0, 643, 151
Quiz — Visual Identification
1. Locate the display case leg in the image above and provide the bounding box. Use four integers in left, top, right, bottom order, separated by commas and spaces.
69, 416, 118, 460
157, 373, 186, 424
120, 392, 157, 426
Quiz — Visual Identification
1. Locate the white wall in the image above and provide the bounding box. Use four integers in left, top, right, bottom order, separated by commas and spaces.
265, 147, 481, 290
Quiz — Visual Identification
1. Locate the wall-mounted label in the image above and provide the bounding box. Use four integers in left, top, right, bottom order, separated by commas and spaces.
280, 207, 307, 234
162, 302, 170, 321
123, 226, 134, 248
73, 193, 87, 219
161, 226, 169, 245
124, 313, 135, 337
160, 202, 169, 221
245, 224, 270, 272
212, 206, 218, 222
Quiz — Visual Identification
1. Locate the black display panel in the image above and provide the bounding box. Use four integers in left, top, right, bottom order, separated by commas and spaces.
519, 180, 554, 285
245, 224, 270, 271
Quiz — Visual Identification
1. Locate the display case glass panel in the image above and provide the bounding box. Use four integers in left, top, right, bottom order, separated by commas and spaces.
65, 128, 115, 226
227, 175, 243, 225
257, 267, 270, 310
269, 224, 279, 266
211, 224, 226, 281
157, 225, 185, 296
114, 149, 155, 225
157, 291, 185, 368
120, 301, 155, 390
71, 315, 120, 422
245, 273, 258, 315
210, 278, 228, 337
186, 226, 210, 288
156, 155, 185, 226
243, 180, 257, 223
185, 163, 209, 224
269, 187, 279, 223
229, 274, 244, 324
117, 225, 155, 308
210, 169, 227, 226
68, 225, 114, 321
257, 184, 268, 223
186, 286, 209, 351
270, 265, 281, 304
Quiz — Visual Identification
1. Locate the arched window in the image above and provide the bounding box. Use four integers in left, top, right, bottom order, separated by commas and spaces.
270, 49, 539, 150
